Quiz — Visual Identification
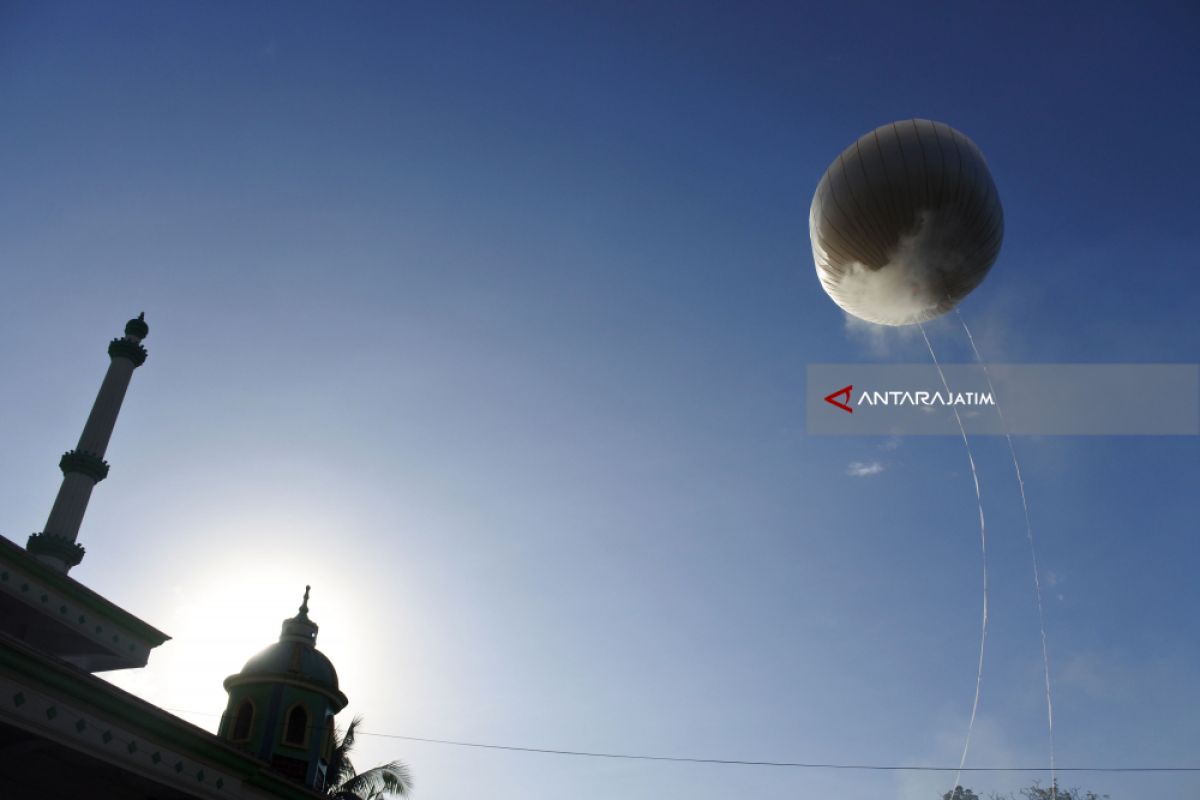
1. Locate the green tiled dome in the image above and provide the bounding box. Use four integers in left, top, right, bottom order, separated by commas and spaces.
222, 587, 348, 710
238, 640, 340, 691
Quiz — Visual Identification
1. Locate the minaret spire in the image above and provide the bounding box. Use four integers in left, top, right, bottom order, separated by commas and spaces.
27, 314, 149, 573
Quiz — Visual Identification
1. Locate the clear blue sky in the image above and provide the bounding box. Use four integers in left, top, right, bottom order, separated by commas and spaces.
2, 3, 1198, 798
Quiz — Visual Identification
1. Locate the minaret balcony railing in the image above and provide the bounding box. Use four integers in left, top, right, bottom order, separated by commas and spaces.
107, 338, 147, 367
58, 449, 110, 482
26, 532, 86, 568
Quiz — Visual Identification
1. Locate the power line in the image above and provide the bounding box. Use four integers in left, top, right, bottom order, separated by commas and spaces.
164, 708, 1200, 774
356, 732, 1200, 773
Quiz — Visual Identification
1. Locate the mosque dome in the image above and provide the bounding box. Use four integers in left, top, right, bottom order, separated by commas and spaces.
222, 587, 348, 710
237, 639, 340, 692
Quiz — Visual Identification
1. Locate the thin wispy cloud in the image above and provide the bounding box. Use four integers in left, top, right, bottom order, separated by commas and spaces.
843, 313, 922, 358
846, 460, 886, 477
843, 313, 893, 358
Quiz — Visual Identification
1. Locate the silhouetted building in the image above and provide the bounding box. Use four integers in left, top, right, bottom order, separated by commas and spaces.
0, 315, 344, 800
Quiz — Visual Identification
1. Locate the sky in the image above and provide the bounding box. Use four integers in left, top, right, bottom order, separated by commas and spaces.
1, 2, 1199, 798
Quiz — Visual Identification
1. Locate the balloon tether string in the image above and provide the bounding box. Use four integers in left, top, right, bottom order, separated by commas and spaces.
919, 322, 989, 796
954, 309, 1056, 799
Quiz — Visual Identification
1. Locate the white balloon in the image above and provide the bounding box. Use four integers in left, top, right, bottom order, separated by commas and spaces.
810, 120, 1003, 326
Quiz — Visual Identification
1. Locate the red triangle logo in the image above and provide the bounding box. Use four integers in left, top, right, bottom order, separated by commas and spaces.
824, 384, 854, 414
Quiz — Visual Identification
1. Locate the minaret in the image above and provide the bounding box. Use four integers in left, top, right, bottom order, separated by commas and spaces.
27, 313, 149, 574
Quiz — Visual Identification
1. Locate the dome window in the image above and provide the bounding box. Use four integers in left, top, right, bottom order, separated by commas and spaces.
322, 714, 336, 760
283, 703, 310, 747
231, 699, 255, 742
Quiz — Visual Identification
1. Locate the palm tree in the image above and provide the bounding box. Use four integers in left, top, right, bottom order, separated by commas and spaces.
326, 716, 413, 800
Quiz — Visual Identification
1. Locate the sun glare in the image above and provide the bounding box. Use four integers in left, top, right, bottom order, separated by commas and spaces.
101, 546, 373, 734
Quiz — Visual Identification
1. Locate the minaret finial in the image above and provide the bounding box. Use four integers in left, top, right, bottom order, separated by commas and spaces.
124, 313, 149, 341
300, 585, 311, 615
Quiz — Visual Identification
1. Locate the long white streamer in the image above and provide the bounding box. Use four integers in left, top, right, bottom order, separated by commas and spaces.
955, 309, 1056, 799
919, 322, 988, 796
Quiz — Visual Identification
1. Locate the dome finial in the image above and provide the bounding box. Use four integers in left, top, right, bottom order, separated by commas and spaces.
279, 586, 318, 645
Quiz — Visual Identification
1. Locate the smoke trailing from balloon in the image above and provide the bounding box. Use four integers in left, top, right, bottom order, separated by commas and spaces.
830, 210, 977, 327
